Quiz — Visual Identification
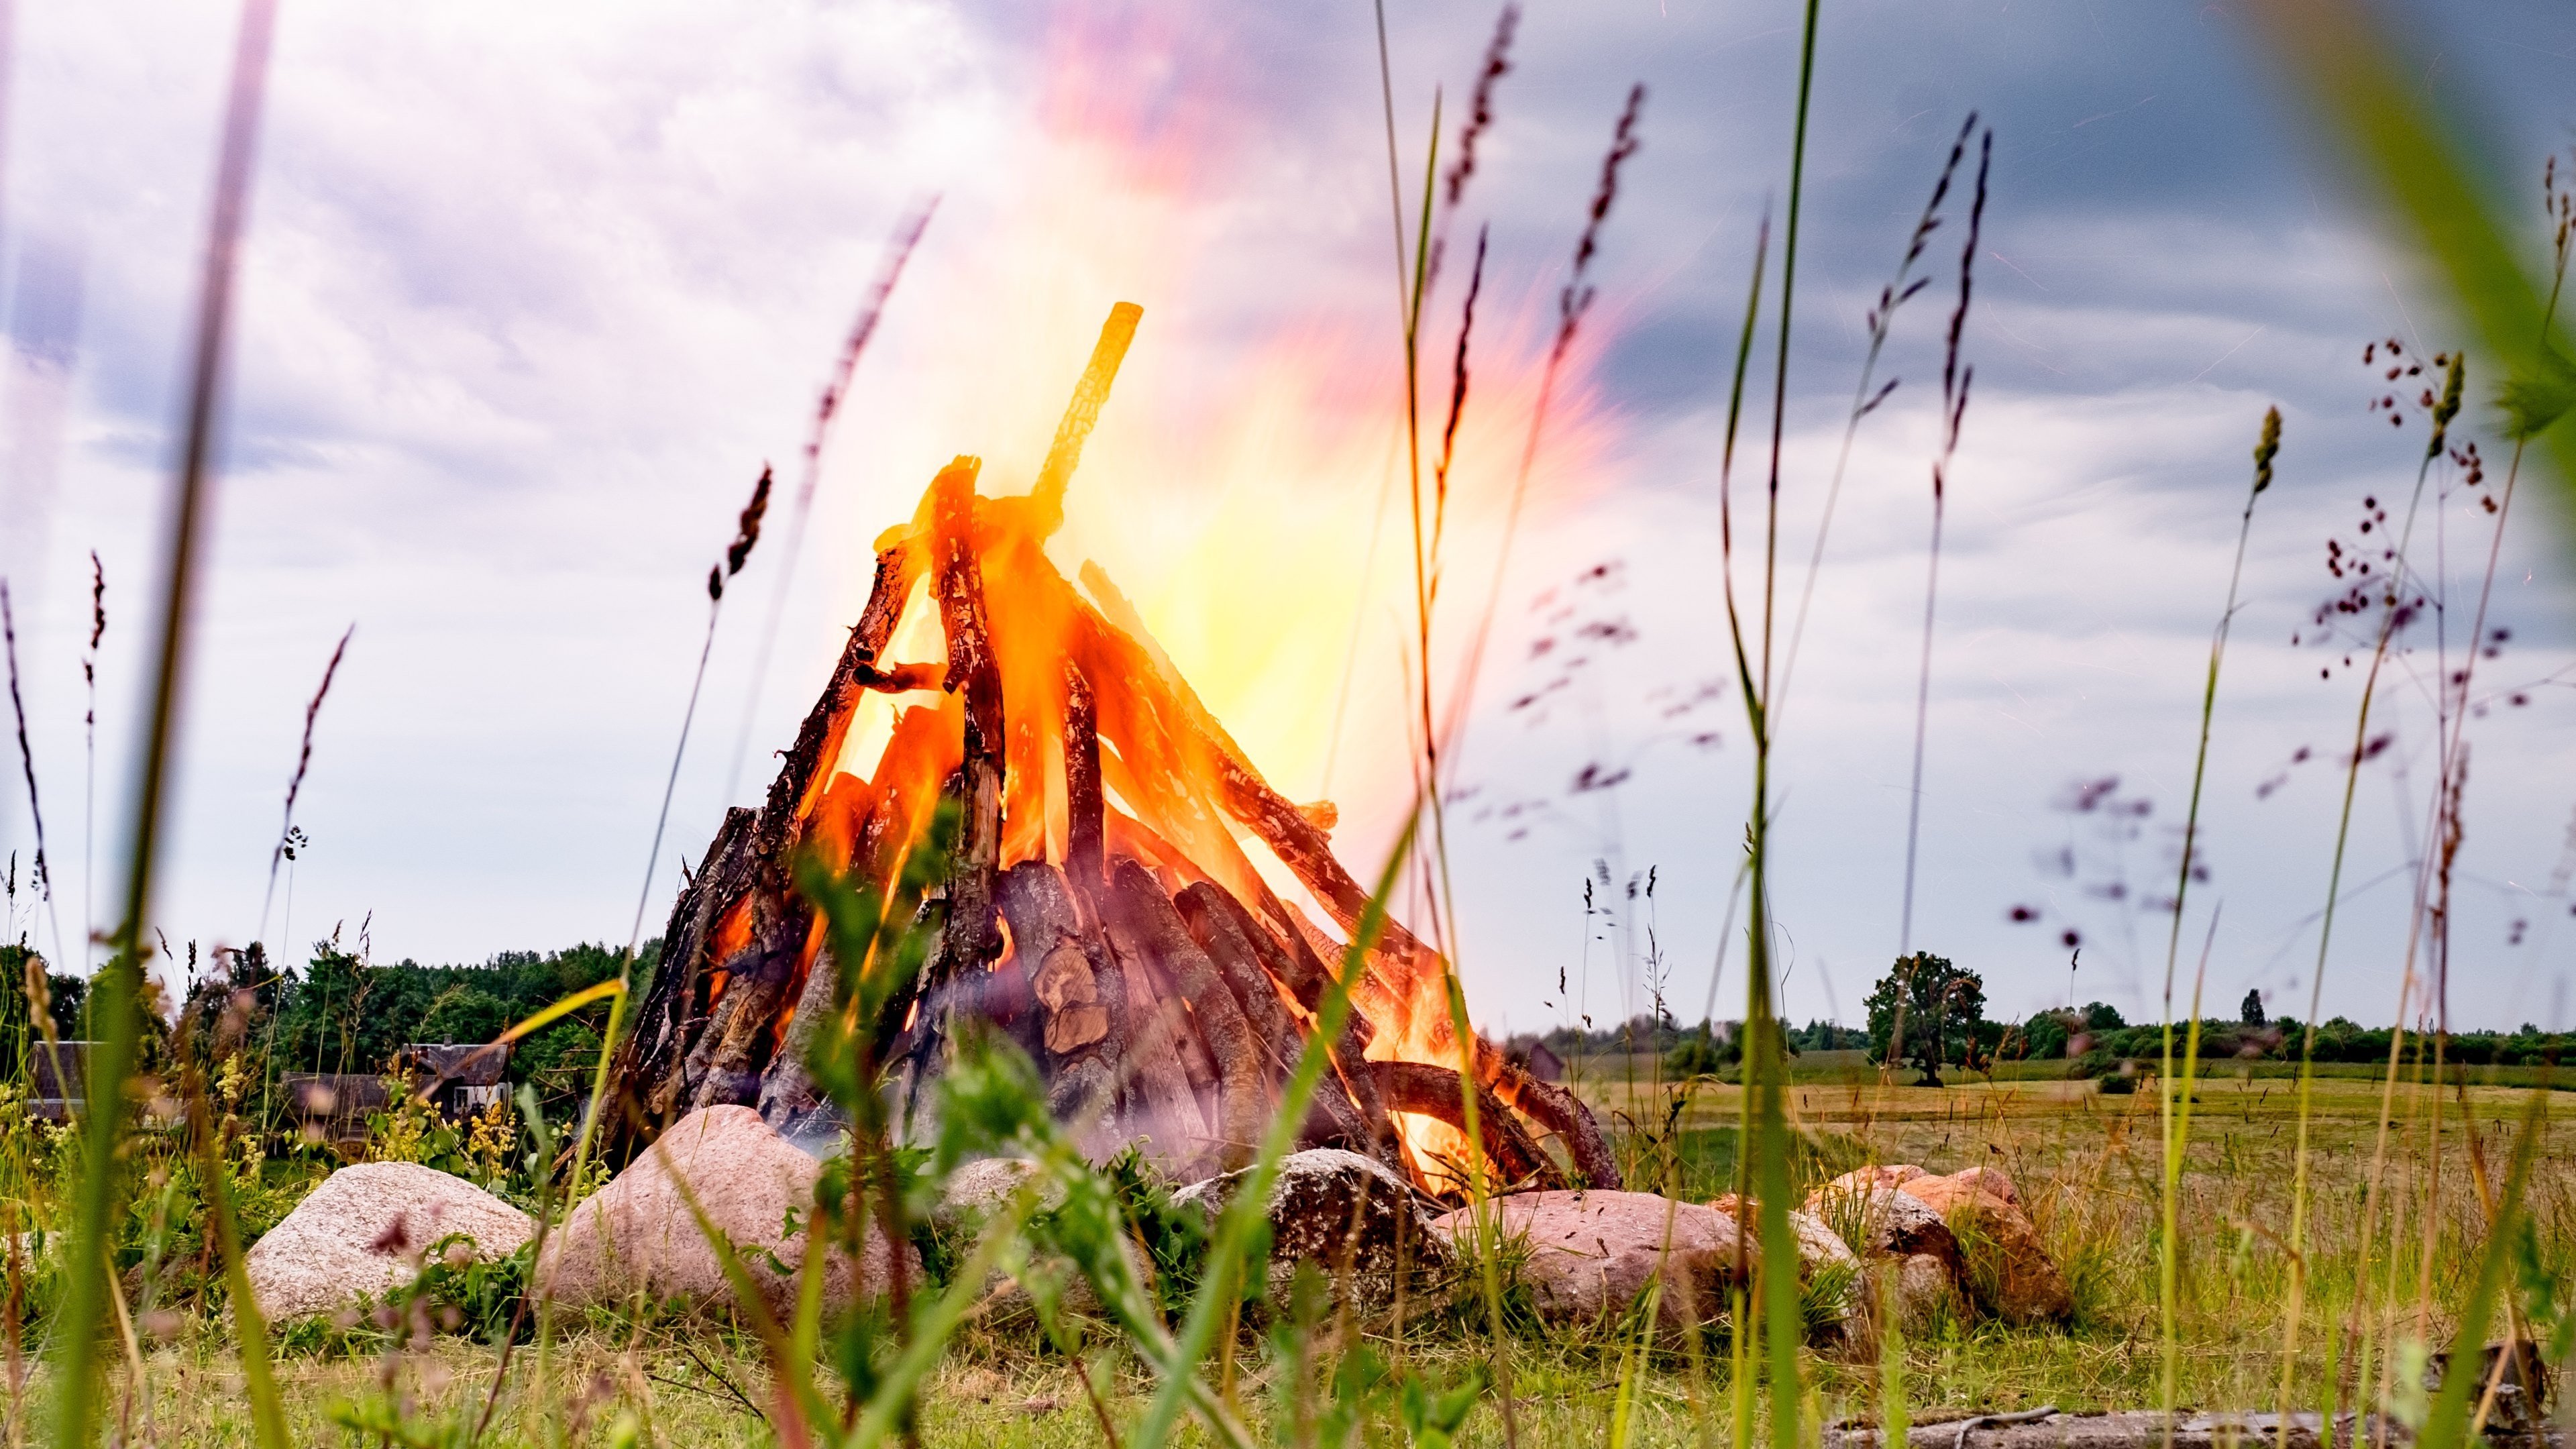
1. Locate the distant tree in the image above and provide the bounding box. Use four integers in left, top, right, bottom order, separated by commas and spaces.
2082, 1001, 2126, 1032
2239, 988, 2267, 1027
1668, 1021, 1744, 1077
1864, 954, 1987, 1086
2022, 1008, 2082, 1061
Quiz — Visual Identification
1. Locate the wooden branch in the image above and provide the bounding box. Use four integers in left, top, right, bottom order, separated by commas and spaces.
1173, 880, 1394, 1169
996, 863, 1113, 1076
854, 660, 943, 693
930, 458, 1004, 976
1108, 861, 1268, 1171
1097, 895, 1208, 1169
612, 535, 923, 1159
618, 806, 758, 1138
1371, 1059, 1565, 1192
1063, 659, 1106, 910
1481, 1048, 1622, 1190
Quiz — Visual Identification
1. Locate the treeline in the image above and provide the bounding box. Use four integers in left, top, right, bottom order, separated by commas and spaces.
2023, 1006, 2574, 1071
0, 936, 644, 1120
1507, 1014, 1866, 1068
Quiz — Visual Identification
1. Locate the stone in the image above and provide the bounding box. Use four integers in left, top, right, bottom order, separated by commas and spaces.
1430, 1189, 1744, 1331
1891, 1250, 1966, 1328
244, 1161, 533, 1320
1813, 1164, 1926, 1196
1175, 1148, 1449, 1303
1893, 1166, 2072, 1324
1707, 1195, 1865, 1344
1802, 1179, 1965, 1276
538, 1106, 913, 1316
938, 1157, 1046, 1222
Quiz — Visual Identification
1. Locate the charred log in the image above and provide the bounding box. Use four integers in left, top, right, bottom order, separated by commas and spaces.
1482, 1048, 1621, 1189
610, 537, 924, 1161
1063, 661, 1106, 909
1106, 861, 1267, 1171
624, 806, 756, 1124
1172, 880, 1392, 1168
1372, 1059, 1566, 1193
931, 459, 1006, 979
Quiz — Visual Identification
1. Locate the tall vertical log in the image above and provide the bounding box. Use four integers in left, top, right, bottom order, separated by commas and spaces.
1106, 861, 1266, 1171
996, 861, 1118, 1114
1063, 660, 1106, 911
1173, 881, 1395, 1168
931, 459, 1004, 975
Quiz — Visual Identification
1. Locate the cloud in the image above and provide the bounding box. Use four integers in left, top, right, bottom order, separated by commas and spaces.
0, 0, 2565, 1038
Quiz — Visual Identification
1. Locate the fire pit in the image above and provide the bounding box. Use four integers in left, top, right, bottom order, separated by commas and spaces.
610, 305, 1615, 1199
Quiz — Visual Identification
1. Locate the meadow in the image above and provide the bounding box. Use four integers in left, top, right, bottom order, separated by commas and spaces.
0, 1, 2571, 1448
19, 1066, 2567, 1449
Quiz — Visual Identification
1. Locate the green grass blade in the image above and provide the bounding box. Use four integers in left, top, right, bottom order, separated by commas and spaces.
1128, 821, 1416, 1449
54, 5, 278, 1446
2416, 1094, 2548, 1449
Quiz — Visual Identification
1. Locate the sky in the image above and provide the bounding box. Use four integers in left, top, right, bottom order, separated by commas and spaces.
0, 0, 2571, 1039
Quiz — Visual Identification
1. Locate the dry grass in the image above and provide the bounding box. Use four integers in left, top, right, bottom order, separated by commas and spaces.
40, 1075, 2566, 1448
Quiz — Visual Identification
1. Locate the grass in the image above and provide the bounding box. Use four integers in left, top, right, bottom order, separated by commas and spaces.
30, 1075, 2567, 1447
5, 2, 2572, 1447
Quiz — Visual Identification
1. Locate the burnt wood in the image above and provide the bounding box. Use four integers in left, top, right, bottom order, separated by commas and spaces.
1100, 896, 1213, 1172
623, 806, 756, 1127
1106, 861, 1267, 1171
611, 537, 922, 1161
1371, 1059, 1566, 1193
1063, 660, 1106, 910
1173, 880, 1394, 1168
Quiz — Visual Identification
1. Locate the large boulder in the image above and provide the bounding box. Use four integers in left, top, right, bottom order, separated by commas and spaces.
1802, 1181, 1964, 1274
1707, 1195, 1866, 1345
1430, 1189, 1744, 1332
245, 1162, 533, 1320
1893, 1165, 2071, 1324
1806, 1164, 2071, 1326
1175, 1148, 1449, 1303
539, 1106, 913, 1315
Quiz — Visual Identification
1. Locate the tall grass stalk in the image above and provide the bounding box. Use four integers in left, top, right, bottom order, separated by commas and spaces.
256, 621, 352, 945
1778, 114, 1976, 730
1760, 6, 1823, 1446
533, 462, 773, 1408
1131, 824, 1415, 1449
1895, 123, 1989, 959
53, 4, 279, 1448
1366, 19, 1519, 1428
80, 553, 100, 971
2159, 904, 2221, 1444
718, 201, 935, 810
2274, 356, 2458, 1444
2156, 405, 2277, 1434
0, 584, 63, 973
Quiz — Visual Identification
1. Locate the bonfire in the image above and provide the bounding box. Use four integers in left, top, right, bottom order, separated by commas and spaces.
610, 303, 1616, 1198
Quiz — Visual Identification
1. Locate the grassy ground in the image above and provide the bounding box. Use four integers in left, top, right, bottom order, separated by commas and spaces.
44, 1070, 2569, 1448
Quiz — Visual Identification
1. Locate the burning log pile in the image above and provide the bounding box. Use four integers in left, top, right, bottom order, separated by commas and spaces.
608, 305, 1617, 1198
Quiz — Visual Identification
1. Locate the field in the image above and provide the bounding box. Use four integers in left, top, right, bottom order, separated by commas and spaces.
24, 1068, 2563, 1449
0, 2, 2569, 1448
